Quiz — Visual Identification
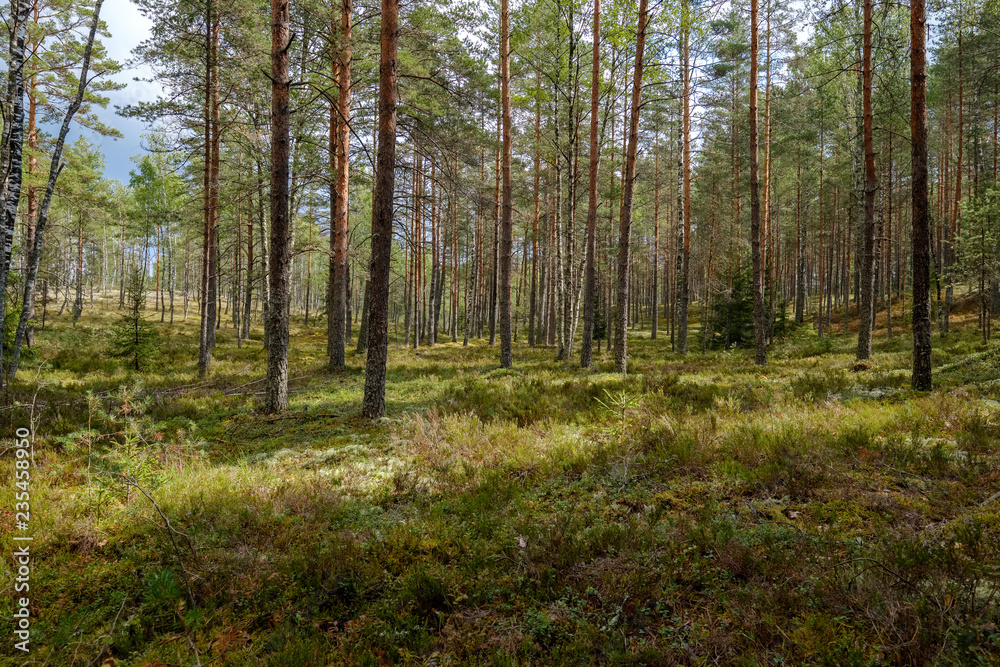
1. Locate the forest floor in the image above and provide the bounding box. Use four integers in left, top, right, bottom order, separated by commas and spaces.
2, 296, 1000, 666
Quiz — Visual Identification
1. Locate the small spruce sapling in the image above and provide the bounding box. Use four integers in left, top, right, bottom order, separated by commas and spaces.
109, 266, 158, 371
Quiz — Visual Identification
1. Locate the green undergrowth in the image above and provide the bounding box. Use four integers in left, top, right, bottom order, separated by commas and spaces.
2, 302, 1000, 665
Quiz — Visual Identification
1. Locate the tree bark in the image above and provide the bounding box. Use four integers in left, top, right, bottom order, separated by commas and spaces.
651, 127, 660, 340
264, 0, 292, 413
490, 109, 500, 348
198, 2, 216, 376
612, 0, 647, 374
529, 73, 541, 347
329, 0, 352, 366
243, 191, 254, 339
362, 0, 399, 419
498, 0, 514, 367
856, 0, 877, 360
910, 0, 931, 390
795, 155, 805, 324
207, 12, 221, 349
677, 2, 691, 355
750, 0, 766, 365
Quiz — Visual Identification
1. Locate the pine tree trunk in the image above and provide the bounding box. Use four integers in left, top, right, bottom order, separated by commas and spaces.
331, 0, 351, 358
750, 0, 766, 365
886, 142, 893, 339
580, 0, 601, 368
857, 0, 877, 360
498, 0, 513, 367
451, 170, 460, 343
257, 157, 270, 348
612, 0, 648, 374
428, 165, 438, 346
652, 128, 660, 340
265, 0, 292, 413
328, 60, 341, 357
243, 196, 253, 338
910, 0, 931, 390
490, 113, 500, 348
207, 12, 221, 349
677, 5, 691, 355
795, 155, 805, 324
463, 208, 476, 346
345, 262, 353, 343
529, 75, 541, 347
362, 0, 399, 419
198, 3, 216, 376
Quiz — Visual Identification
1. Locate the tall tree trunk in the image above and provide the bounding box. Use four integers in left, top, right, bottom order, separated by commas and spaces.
652, 127, 660, 340
763, 4, 773, 342
464, 203, 477, 346
208, 12, 221, 348
330, 0, 352, 366
490, 109, 500, 348
910, 0, 931, 389
362, 0, 399, 419
945, 26, 963, 335
498, 0, 514, 367
612, 0, 648, 374
329, 61, 341, 354
257, 156, 270, 348
265, 0, 292, 413
795, 155, 805, 324
243, 193, 254, 338
529, 73, 541, 347
886, 141, 894, 339
857, 0, 877, 360
345, 261, 353, 342
413, 153, 423, 347
428, 164, 438, 346
677, 2, 691, 355
750, 0, 766, 365
198, 3, 216, 375
451, 166, 460, 343
580, 0, 601, 368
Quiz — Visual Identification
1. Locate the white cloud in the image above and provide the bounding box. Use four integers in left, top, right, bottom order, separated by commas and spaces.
102, 0, 154, 64
93, 0, 161, 183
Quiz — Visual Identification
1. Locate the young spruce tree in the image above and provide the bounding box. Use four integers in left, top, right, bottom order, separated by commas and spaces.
109, 267, 159, 372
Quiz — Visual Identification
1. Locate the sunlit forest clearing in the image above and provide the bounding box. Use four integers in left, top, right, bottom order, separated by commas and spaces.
1, 0, 1000, 660
1, 296, 997, 665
